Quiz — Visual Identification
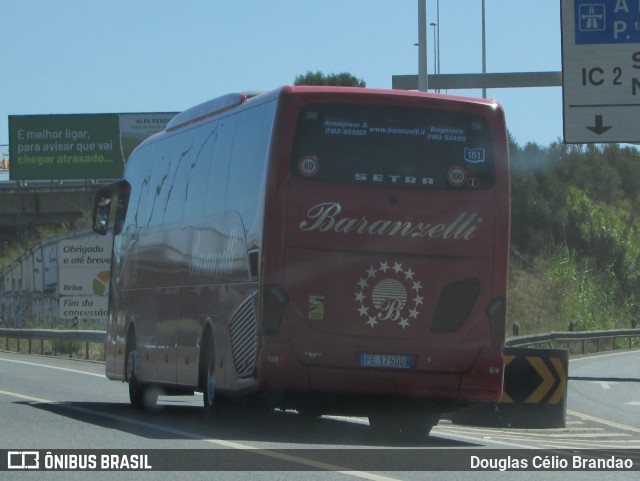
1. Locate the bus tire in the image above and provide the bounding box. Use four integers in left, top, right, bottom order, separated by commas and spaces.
368, 411, 436, 439
202, 335, 219, 421
125, 330, 157, 410
399, 417, 435, 440
297, 408, 322, 420
368, 413, 398, 437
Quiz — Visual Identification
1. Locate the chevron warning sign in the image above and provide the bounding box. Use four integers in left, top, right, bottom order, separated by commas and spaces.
450, 347, 568, 429
501, 350, 568, 405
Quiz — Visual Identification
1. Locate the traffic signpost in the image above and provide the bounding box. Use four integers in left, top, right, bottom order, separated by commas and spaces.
562, 0, 640, 143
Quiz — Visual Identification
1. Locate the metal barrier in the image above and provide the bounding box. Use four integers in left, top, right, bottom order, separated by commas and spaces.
0, 328, 106, 360
506, 328, 640, 354
0, 327, 638, 361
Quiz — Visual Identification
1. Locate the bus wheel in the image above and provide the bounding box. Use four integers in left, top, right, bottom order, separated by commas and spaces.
202, 336, 219, 421
368, 412, 436, 439
399, 416, 436, 439
297, 407, 323, 420
125, 332, 157, 410
368, 413, 398, 437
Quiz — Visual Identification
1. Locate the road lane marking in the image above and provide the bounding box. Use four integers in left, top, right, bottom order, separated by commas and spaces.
0, 388, 402, 481
0, 389, 50, 404
535, 440, 640, 449
570, 350, 640, 362
4, 353, 640, 458
589, 380, 617, 390
568, 409, 640, 434
0, 357, 104, 378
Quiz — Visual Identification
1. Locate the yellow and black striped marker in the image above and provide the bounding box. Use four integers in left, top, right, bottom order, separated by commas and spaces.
501, 350, 568, 405
451, 347, 568, 428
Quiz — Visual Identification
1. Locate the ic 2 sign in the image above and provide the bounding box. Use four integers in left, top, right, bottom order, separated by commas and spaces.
562, 0, 640, 143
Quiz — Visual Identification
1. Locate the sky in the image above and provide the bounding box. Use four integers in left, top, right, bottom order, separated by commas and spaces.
1, 0, 563, 148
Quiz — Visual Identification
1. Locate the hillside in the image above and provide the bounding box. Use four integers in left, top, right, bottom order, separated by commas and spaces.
508, 138, 640, 335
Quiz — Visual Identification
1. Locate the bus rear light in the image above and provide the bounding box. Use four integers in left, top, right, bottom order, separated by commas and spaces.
485, 297, 506, 348
261, 284, 289, 335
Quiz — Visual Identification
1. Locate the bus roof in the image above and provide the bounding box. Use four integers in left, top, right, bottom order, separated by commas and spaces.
166, 86, 502, 134
278, 85, 501, 107
129, 86, 503, 161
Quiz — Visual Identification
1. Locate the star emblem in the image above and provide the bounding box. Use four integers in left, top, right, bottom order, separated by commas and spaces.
354, 260, 424, 330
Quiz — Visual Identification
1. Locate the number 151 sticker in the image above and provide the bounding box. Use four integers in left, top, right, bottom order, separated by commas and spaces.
464, 147, 486, 164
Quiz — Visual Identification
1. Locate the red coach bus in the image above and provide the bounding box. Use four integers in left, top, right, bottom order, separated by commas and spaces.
93, 86, 510, 437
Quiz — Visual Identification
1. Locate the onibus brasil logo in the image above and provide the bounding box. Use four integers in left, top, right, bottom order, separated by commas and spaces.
355, 261, 423, 329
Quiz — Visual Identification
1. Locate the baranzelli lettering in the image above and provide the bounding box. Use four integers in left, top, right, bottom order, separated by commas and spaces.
298, 202, 482, 240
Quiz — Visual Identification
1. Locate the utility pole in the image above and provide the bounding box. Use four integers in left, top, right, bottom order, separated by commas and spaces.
418, 0, 428, 92
482, 0, 487, 98
436, 0, 440, 79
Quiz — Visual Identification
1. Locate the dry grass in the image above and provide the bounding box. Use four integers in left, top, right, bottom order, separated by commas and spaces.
507, 255, 566, 336
0, 337, 105, 361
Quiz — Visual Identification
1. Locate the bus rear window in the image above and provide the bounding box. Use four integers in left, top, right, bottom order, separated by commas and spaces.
291, 104, 495, 190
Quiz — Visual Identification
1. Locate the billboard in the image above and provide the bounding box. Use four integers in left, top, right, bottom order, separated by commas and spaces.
0, 144, 8, 182
8, 112, 176, 180
0, 229, 114, 325
57, 235, 113, 320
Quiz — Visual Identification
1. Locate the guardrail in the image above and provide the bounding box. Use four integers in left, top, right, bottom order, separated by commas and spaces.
0, 328, 106, 360
1, 328, 638, 361
506, 328, 640, 354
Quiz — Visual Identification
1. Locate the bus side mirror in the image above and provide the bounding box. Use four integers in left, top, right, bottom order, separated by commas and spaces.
93, 190, 113, 236
93, 180, 131, 236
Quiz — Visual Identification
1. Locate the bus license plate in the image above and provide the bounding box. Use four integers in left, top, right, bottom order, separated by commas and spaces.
359, 354, 411, 369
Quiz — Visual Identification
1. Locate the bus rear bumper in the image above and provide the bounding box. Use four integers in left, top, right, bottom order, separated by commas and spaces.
458, 347, 504, 402
259, 340, 503, 403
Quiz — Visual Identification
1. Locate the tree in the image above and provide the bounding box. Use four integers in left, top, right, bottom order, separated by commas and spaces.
294, 70, 366, 87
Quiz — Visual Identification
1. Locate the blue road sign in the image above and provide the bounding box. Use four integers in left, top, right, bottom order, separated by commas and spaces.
574, 0, 640, 44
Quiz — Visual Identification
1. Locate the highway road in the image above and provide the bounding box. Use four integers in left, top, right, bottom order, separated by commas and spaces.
0, 349, 638, 480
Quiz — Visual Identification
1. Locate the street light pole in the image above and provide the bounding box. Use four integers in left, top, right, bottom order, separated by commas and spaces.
418, 0, 428, 92
436, 0, 440, 79
482, 0, 487, 98
430, 22, 438, 92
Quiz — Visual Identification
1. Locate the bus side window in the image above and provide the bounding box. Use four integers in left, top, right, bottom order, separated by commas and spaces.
162, 136, 191, 225
114, 187, 130, 235
184, 125, 214, 218
126, 145, 153, 229
226, 103, 275, 232
205, 119, 234, 217
144, 141, 173, 227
